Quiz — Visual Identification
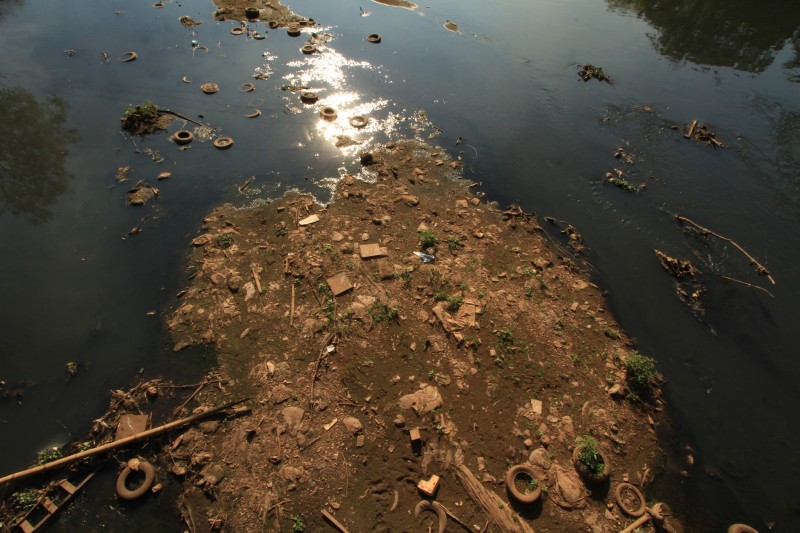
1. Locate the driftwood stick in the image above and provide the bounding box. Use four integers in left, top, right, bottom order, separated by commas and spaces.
309, 333, 335, 402
676, 215, 776, 285
0, 398, 248, 485
173, 380, 207, 417
454, 462, 534, 533
620, 513, 651, 533
321, 510, 350, 533
684, 119, 698, 139
239, 176, 255, 193
290, 284, 296, 326
719, 275, 774, 297
252, 264, 263, 294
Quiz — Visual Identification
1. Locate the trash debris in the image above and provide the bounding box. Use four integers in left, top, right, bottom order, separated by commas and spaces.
680, 120, 724, 148
119, 51, 137, 63
359, 243, 388, 259
367, 34, 381, 43
578, 63, 614, 84
126, 181, 159, 206
200, 83, 219, 95
417, 475, 440, 497
213, 136, 234, 150
179, 15, 200, 26
299, 214, 320, 226
413, 251, 435, 263
326, 272, 353, 296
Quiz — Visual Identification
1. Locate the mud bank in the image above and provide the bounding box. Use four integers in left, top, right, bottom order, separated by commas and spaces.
163, 139, 677, 532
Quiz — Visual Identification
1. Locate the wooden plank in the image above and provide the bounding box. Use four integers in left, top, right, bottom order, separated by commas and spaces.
59, 480, 78, 495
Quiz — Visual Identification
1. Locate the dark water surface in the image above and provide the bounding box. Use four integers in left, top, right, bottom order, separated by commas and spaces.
1, 0, 798, 530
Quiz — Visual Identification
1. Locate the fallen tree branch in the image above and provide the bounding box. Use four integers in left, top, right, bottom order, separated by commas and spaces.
0, 398, 249, 485
676, 215, 775, 285
718, 275, 774, 297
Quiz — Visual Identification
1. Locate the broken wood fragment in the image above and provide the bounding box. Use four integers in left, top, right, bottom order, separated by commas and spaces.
321, 510, 350, 533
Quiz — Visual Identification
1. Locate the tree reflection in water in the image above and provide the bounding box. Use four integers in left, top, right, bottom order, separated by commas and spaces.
607, 0, 800, 73
0, 86, 78, 223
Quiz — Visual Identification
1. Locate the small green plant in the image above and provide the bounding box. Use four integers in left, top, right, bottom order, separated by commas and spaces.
494, 328, 513, 344
419, 229, 438, 249
121, 101, 160, 132
625, 352, 657, 399
606, 174, 640, 193
446, 295, 463, 312
37, 446, 63, 465
347, 259, 355, 270
427, 369, 435, 380
446, 236, 463, 251
11, 489, 39, 509
214, 233, 234, 248
291, 515, 306, 533
604, 328, 621, 340
576, 435, 605, 476
275, 224, 287, 237
523, 267, 535, 277
369, 302, 399, 322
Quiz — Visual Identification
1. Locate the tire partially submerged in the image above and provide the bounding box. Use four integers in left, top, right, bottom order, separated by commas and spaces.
173, 130, 194, 145
116, 461, 155, 500
614, 482, 646, 517
214, 136, 234, 150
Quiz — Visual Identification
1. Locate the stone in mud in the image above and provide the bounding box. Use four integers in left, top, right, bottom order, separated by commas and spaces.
342, 416, 363, 434
282, 406, 305, 434
228, 275, 243, 293
270, 384, 293, 404
529, 447, 552, 470
399, 385, 442, 414
210, 273, 226, 286
193, 234, 213, 246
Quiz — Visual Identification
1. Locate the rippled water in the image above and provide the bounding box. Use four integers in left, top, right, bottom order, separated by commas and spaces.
1, 0, 798, 530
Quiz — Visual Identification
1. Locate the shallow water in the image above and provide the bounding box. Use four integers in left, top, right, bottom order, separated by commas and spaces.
0, 0, 798, 530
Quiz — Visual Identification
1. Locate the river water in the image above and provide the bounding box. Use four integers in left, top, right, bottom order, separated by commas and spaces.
0, 0, 798, 530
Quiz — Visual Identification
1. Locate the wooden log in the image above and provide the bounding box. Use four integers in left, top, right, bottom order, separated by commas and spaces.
0, 398, 249, 486
321, 510, 350, 533
684, 119, 698, 139
454, 462, 534, 533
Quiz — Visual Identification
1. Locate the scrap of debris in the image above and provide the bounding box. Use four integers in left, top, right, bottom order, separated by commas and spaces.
115, 166, 132, 183
127, 180, 159, 206
675, 120, 724, 148
605, 168, 644, 193
613, 147, 635, 165
178, 15, 201, 27
578, 64, 615, 84
654, 249, 706, 316
544, 216, 586, 255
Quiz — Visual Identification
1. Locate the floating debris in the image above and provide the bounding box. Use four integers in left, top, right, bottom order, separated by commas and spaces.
578, 64, 614, 84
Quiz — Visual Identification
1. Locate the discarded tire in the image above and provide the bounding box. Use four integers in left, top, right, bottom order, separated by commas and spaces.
573, 445, 611, 484
287, 25, 301, 37
240, 83, 255, 92
116, 461, 155, 500
230, 27, 245, 35
301, 44, 316, 54
245, 109, 261, 118
300, 91, 318, 103
245, 7, 260, 20
201, 83, 219, 94
728, 525, 760, 533
504, 464, 542, 504
119, 51, 138, 62
614, 482, 646, 517
181, 76, 193, 84
367, 34, 381, 44
214, 137, 234, 150
414, 500, 447, 533
320, 106, 337, 121
349, 115, 368, 128
173, 130, 194, 145
253, 32, 266, 40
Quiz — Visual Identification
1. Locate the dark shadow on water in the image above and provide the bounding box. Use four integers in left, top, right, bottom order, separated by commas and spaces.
0, 85, 77, 223
607, 0, 800, 72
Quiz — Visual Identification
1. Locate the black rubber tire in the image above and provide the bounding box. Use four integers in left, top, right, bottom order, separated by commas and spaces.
214, 137, 234, 150
367, 34, 381, 44
728, 525, 760, 533
181, 76, 193, 84
301, 44, 316, 54
349, 115, 368, 128
173, 130, 194, 145
414, 501, 447, 533
320, 107, 337, 121
120, 51, 138, 62
504, 464, 541, 504
245, 109, 261, 118
116, 461, 155, 500
287, 26, 301, 37
614, 482, 646, 517
300, 91, 318, 103
201, 83, 219, 95
245, 7, 260, 20
230, 27, 245, 35
253, 32, 266, 40
240, 83, 255, 93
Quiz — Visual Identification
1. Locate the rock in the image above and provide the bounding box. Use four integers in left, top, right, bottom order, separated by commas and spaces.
340, 242, 354, 254
470, 197, 480, 206
201, 463, 226, 485
523, 438, 534, 448
192, 234, 213, 246
529, 447, 552, 470
332, 231, 344, 242
282, 406, 305, 434
394, 414, 405, 427
378, 260, 395, 280
279, 465, 304, 483
342, 416, 363, 434
228, 276, 243, 293
360, 243, 388, 259
210, 273, 226, 286
299, 214, 319, 226
455, 199, 468, 208
198, 420, 220, 434
399, 385, 442, 415
360, 152, 374, 165
356, 435, 365, 447
327, 273, 353, 296
608, 383, 624, 398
